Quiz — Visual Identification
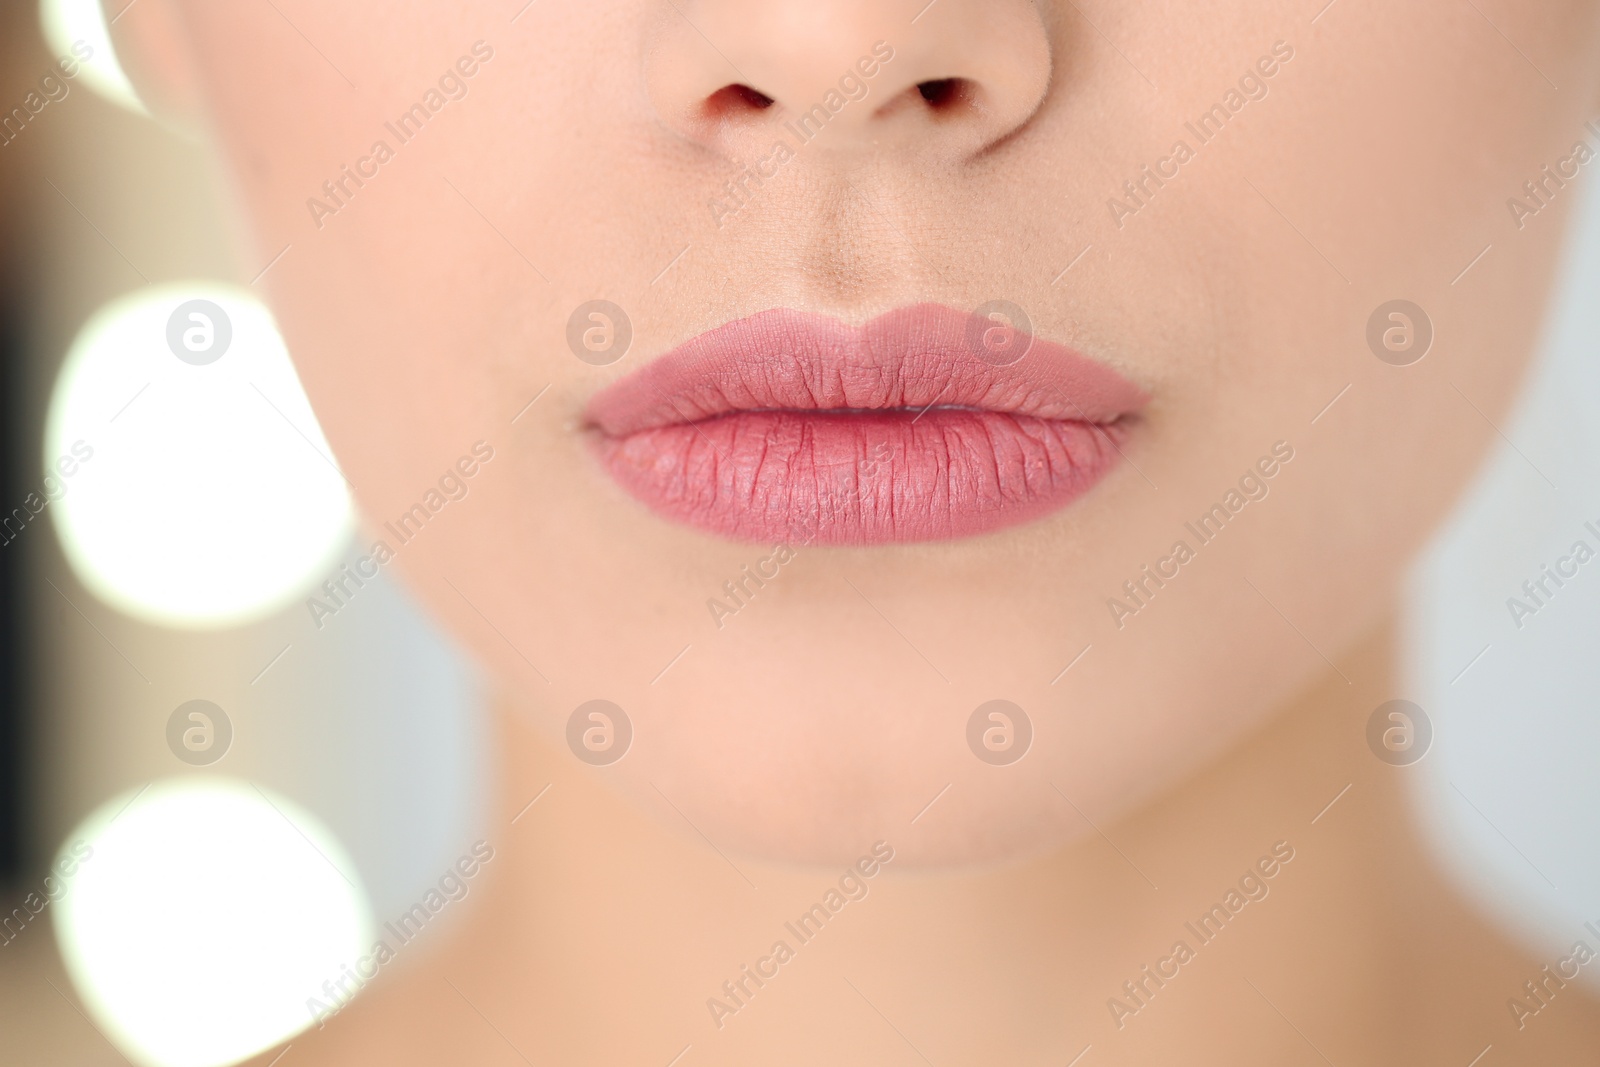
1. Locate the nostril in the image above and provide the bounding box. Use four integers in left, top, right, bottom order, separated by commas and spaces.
916, 78, 971, 110
703, 83, 775, 123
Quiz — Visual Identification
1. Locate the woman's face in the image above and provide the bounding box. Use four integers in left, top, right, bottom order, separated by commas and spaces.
162, 0, 1600, 864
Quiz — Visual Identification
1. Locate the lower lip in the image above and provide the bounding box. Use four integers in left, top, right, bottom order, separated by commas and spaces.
592, 406, 1131, 545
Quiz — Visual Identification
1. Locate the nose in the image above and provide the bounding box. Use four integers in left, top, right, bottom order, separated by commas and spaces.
644, 0, 1053, 162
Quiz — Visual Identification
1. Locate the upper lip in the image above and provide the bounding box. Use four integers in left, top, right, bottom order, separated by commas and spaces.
584, 303, 1147, 435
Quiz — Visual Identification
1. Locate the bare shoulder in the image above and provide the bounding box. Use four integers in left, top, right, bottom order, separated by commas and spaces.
242, 954, 508, 1067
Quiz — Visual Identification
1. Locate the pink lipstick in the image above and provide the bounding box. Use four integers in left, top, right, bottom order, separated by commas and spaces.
584, 304, 1146, 545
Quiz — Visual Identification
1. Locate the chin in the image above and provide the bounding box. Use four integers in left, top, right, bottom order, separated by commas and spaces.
587, 702, 1100, 870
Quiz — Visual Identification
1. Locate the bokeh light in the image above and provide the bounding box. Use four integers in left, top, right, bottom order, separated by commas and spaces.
45, 282, 354, 629
53, 778, 375, 1067
38, 0, 146, 115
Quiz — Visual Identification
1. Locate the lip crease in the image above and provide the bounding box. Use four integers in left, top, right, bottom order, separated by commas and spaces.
584, 303, 1147, 546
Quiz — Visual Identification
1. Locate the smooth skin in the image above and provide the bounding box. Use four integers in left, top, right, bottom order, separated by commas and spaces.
109, 0, 1600, 1061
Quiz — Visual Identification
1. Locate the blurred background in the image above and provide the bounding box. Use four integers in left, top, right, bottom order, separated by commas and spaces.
0, 1, 489, 1062
1, 0, 1598, 1064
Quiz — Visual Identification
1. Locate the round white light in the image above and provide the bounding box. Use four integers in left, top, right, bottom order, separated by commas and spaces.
39, 0, 147, 115
54, 778, 376, 1067
45, 282, 353, 629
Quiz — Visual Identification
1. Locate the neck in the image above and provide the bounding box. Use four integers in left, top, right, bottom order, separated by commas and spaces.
316, 616, 1586, 1064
